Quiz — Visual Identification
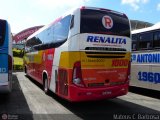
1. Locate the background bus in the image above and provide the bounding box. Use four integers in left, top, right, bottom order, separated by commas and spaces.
0, 19, 13, 93
24, 7, 131, 102
131, 23, 160, 91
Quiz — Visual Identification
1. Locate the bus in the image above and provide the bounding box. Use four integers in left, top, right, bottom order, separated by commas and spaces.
0, 19, 13, 93
131, 23, 160, 91
24, 6, 131, 102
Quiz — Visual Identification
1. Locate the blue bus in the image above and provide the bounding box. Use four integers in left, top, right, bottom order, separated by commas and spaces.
0, 19, 13, 93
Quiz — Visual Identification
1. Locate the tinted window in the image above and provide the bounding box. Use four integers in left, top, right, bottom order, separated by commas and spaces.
139, 32, 153, 50
53, 15, 71, 42
80, 9, 130, 37
0, 20, 6, 46
131, 34, 138, 51
153, 30, 160, 48
26, 15, 71, 52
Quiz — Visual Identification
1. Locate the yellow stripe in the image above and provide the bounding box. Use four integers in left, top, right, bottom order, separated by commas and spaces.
59, 51, 131, 69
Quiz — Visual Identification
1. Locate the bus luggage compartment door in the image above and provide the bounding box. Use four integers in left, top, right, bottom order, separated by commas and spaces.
0, 53, 8, 83
80, 52, 129, 88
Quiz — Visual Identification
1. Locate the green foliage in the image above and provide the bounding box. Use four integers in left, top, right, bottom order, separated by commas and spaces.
13, 57, 24, 70
13, 64, 23, 70
12, 44, 25, 71
13, 48, 24, 58
14, 57, 23, 65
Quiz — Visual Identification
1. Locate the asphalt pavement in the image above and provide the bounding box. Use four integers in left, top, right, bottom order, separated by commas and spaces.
0, 72, 160, 120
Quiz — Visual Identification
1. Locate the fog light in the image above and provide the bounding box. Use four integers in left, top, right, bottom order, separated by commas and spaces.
86, 92, 92, 95
73, 78, 81, 84
121, 88, 126, 91
102, 91, 111, 95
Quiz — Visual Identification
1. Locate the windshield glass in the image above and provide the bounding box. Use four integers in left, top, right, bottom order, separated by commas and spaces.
0, 20, 6, 46
80, 9, 130, 37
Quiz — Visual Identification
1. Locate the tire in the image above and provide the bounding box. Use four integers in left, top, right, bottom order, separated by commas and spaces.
25, 66, 28, 75
8, 72, 12, 93
9, 78, 12, 92
44, 76, 49, 94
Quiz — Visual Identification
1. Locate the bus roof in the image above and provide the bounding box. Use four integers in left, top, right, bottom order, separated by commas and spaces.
80, 6, 125, 16
27, 6, 127, 41
131, 22, 160, 34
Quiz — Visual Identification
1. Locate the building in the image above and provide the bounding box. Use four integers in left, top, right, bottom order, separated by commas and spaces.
13, 26, 43, 44
130, 20, 153, 31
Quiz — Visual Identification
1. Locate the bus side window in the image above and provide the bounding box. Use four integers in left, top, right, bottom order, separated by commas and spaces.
0, 20, 5, 46
53, 15, 71, 47
139, 32, 153, 50
153, 31, 160, 48
132, 34, 138, 51
70, 15, 74, 29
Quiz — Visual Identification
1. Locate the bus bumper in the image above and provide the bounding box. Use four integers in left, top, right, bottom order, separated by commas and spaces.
69, 83, 129, 102
0, 82, 11, 93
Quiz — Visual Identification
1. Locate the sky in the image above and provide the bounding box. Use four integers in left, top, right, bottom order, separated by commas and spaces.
0, 0, 160, 34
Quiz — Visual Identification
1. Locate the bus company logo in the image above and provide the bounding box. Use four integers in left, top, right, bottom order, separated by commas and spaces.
0, 68, 7, 73
132, 53, 160, 63
102, 15, 113, 29
2, 114, 8, 120
87, 36, 126, 44
112, 59, 129, 67
131, 54, 137, 62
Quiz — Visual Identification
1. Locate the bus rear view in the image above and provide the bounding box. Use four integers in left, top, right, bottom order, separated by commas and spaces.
24, 7, 131, 102
0, 19, 13, 93
67, 7, 131, 101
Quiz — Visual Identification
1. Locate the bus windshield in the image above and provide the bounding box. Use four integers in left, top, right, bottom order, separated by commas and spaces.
80, 9, 130, 37
0, 20, 6, 46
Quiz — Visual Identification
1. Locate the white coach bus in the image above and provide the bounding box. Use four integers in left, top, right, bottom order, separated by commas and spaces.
131, 23, 160, 91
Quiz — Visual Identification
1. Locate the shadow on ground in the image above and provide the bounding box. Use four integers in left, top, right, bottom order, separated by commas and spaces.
0, 73, 33, 120
26, 74, 160, 120
129, 86, 160, 99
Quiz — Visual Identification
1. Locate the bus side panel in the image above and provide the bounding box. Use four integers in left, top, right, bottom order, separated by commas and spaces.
7, 23, 13, 57
0, 54, 8, 84
57, 51, 80, 99
49, 35, 131, 101
25, 51, 43, 84
131, 52, 160, 91
55, 51, 130, 101
25, 49, 55, 86
49, 40, 69, 93
0, 21, 12, 93
49, 50, 81, 100
151, 65, 160, 91
25, 52, 38, 81
131, 64, 150, 88
33, 51, 43, 83
58, 68, 68, 96
41, 49, 55, 86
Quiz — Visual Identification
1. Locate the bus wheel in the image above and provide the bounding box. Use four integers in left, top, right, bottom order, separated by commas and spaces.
44, 76, 49, 94
25, 66, 27, 74
9, 74, 12, 93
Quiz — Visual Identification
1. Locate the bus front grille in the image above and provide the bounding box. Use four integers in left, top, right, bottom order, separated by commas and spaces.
84, 47, 127, 58
88, 83, 105, 87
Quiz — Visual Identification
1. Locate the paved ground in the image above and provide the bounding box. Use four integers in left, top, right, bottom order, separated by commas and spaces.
0, 72, 160, 120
